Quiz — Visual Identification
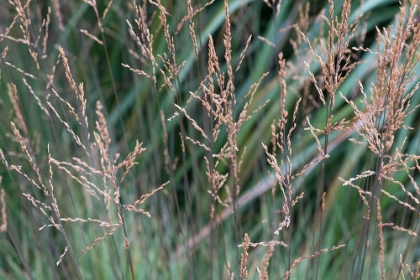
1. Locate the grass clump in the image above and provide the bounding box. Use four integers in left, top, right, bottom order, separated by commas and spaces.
0, 0, 420, 279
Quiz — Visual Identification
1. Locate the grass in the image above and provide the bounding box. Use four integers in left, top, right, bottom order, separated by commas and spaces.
1, 0, 420, 279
